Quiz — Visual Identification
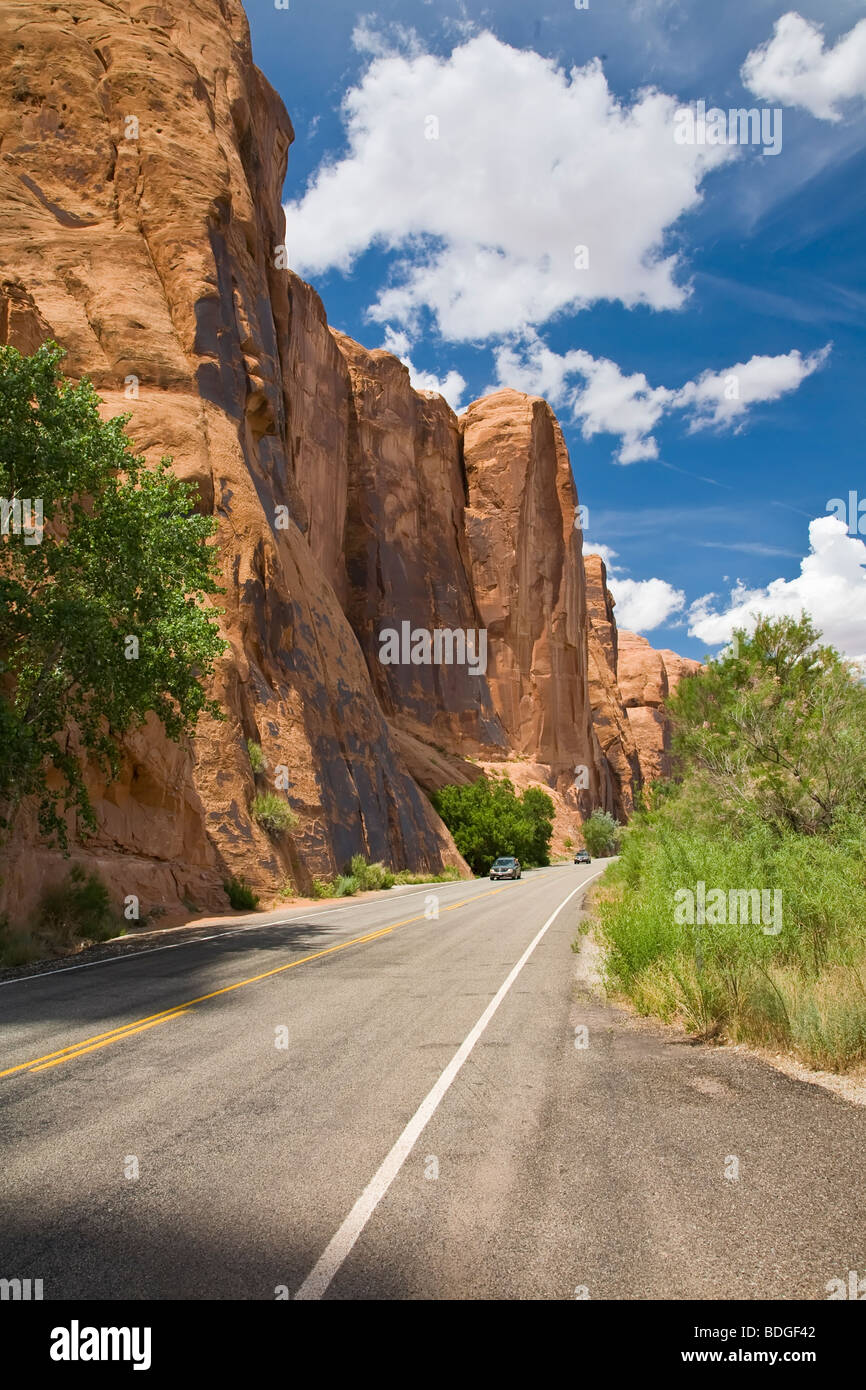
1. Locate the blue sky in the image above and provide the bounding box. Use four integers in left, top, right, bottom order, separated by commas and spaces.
246, 0, 866, 662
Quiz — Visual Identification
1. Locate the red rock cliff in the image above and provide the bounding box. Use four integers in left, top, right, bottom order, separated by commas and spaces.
616, 630, 702, 784
0, 0, 466, 924
584, 554, 642, 820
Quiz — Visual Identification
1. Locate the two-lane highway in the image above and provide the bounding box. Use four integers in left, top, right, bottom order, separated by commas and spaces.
1, 864, 864, 1300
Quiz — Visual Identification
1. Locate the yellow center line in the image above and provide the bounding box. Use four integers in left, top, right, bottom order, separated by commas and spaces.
30, 1011, 191, 1071
2, 883, 510, 1078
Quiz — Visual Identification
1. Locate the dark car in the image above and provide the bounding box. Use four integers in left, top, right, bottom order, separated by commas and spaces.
574, 849, 591, 865
490, 856, 522, 881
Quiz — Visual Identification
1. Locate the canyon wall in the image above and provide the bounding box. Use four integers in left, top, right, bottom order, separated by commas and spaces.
584, 555, 642, 820
0, 0, 466, 925
0, 0, 699, 926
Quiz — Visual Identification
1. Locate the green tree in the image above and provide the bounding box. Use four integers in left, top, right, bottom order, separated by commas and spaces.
0, 342, 226, 844
582, 809, 620, 857
432, 776, 554, 874
668, 613, 866, 836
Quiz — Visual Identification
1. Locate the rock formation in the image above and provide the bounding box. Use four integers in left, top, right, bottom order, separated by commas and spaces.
584, 555, 642, 820
0, 0, 466, 925
0, 0, 700, 927
616, 630, 702, 784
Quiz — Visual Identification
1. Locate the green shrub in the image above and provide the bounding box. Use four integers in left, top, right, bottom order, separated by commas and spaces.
224, 875, 259, 911
251, 792, 298, 835
247, 739, 266, 773
582, 810, 620, 857
311, 876, 336, 899
347, 855, 396, 891
393, 865, 462, 885
35, 865, 121, 946
0, 916, 42, 967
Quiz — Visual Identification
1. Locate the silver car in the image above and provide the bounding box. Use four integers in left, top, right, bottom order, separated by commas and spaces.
490, 856, 522, 880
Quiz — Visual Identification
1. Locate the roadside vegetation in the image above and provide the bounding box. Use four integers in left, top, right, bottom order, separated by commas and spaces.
582, 810, 621, 857
431, 776, 554, 874
0, 865, 124, 967
591, 615, 866, 1072
224, 875, 260, 911
312, 857, 461, 899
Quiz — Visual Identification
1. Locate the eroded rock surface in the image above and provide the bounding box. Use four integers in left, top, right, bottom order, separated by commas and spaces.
0, 0, 466, 925
617, 630, 702, 783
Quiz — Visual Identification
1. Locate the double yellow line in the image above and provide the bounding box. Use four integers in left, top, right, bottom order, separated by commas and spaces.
1, 884, 510, 1079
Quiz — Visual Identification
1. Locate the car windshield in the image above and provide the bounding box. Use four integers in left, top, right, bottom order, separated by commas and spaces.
493, 858, 516, 867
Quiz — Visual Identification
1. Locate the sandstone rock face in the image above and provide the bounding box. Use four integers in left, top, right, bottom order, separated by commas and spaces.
282, 271, 352, 607
584, 554, 642, 820
0, 0, 466, 926
333, 333, 507, 757
616, 630, 702, 783
459, 390, 606, 811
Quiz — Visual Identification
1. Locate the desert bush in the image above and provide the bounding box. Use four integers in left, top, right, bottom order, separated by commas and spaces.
224, 875, 259, 911
247, 740, 266, 773
251, 792, 297, 835
581, 810, 620, 857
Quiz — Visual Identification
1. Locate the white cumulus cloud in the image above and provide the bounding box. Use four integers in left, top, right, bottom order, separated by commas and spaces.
584, 543, 686, 632
674, 345, 831, 431
492, 334, 830, 463
742, 12, 866, 122
284, 30, 735, 342
688, 516, 866, 664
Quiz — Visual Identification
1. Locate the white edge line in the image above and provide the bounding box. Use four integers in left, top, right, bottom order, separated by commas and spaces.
0, 870, 569, 987
0, 882, 474, 987
294, 868, 605, 1300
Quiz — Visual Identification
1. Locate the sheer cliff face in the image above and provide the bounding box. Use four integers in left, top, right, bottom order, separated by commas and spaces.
459, 391, 604, 808
584, 555, 642, 820
332, 334, 507, 756
0, 0, 465, 922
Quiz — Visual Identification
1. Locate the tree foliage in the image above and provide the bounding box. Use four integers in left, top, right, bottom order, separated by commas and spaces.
431, 776, 554, 874
581, 809, 621, 857
667, 613, 866, 836
0, 342, 226, 844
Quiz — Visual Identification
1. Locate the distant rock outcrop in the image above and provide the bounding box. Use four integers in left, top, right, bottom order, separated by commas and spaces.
616, 630, 702, 783
584, 555, 643, 820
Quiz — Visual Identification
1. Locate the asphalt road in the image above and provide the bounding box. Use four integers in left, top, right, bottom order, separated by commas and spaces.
0, 864, 863, 1300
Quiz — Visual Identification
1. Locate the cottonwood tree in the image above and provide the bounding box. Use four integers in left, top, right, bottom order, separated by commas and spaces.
0, 343, 226, 846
